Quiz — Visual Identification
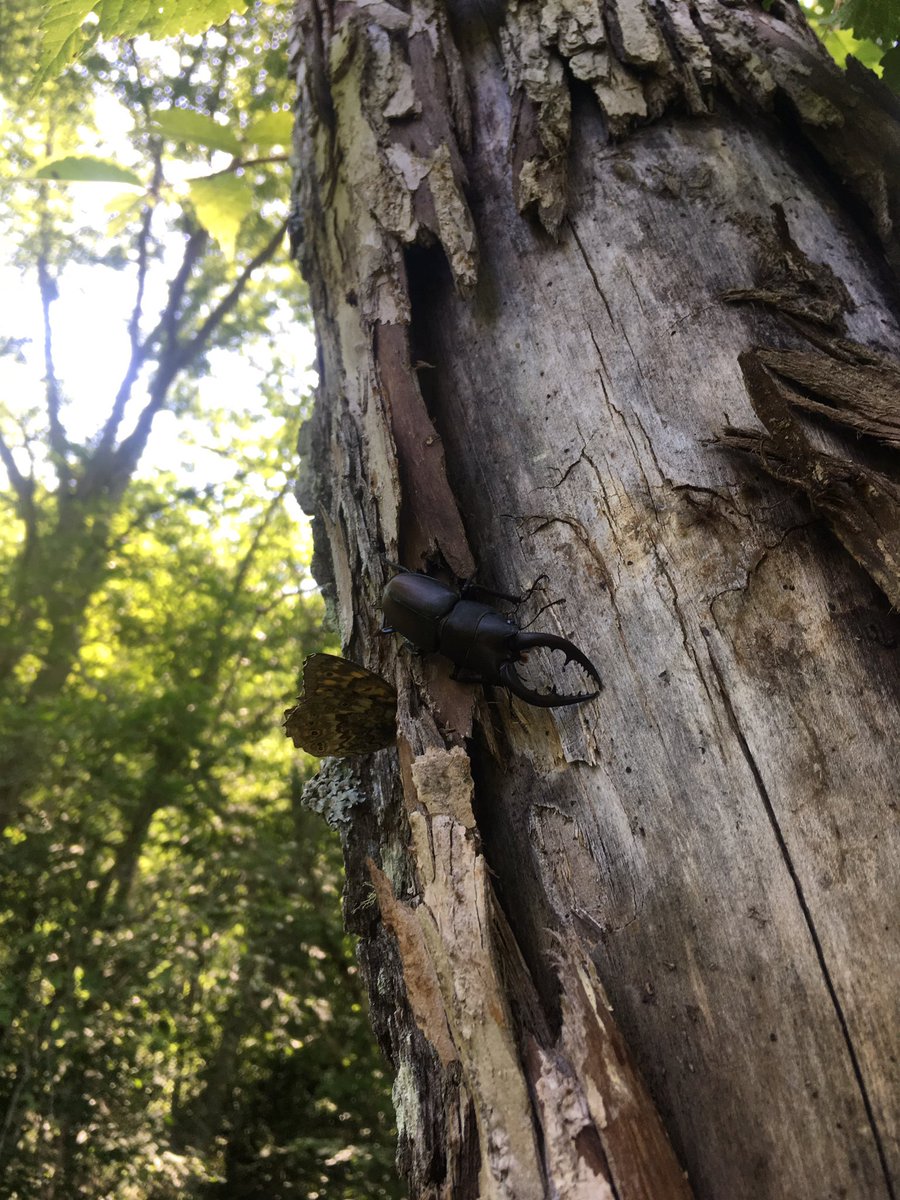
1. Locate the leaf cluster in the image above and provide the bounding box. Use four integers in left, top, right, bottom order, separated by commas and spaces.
0, 417, 401, 1196
0, 4, 402, 1197
36, 0, 250, 86
803, 0, 900, 87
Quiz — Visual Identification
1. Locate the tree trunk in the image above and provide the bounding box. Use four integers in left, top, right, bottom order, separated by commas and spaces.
288, 2, 900, 1197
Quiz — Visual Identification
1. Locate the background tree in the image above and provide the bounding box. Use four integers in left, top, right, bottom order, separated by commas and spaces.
0, 3, 297, 822
287, 1, 900, 1198
0, 5, 401, 1196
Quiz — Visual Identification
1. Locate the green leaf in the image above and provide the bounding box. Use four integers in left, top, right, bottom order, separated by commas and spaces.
131, 0, 248, 38
39, 1, 250, 81
95, 0, 247, 39
36, 1, 94, 83
818, 27, 885, 72
828, 0, 900, 45
151, 109, 242, 156
105, 190, 146, 236
187, 173, 253, 257
245, 112, 293, 148
34, 156, 143, 186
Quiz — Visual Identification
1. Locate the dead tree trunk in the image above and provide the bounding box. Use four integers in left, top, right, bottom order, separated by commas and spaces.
288, 2, 900, 1197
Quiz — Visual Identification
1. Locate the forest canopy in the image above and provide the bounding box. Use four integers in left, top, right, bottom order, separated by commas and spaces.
0, 2, 400, 1196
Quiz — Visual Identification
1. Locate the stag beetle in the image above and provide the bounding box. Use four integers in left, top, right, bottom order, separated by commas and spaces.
381, 570, 602, 707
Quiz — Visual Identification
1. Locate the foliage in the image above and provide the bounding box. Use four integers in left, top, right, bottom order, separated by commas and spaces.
802, 0, 900, 86
36, 0, 249, 84
0, 445, 400, 1196
0, 3, 402, 1197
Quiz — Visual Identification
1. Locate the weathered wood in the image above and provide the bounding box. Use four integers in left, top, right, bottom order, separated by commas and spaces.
756, 341, 900, 450
289, 1, 900, 1196
722, 351, 900, 608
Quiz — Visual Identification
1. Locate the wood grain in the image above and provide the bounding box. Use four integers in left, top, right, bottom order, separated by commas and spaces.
412, 63, 900, 1196
289, 0, 900, 1195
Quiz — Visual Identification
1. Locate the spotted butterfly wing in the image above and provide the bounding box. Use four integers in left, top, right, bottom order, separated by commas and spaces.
283, 653, 397, 756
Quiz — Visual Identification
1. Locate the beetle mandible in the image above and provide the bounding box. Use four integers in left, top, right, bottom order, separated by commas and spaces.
381, 570, 602, 707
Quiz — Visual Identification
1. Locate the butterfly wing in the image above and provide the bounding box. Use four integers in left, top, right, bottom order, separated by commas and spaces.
283, 653, 397, 756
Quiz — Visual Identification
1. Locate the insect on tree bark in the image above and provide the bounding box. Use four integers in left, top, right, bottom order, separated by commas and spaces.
288, 1, 900, 1197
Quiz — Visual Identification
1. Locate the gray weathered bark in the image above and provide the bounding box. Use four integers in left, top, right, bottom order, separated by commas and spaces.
288, 1, 900, 1196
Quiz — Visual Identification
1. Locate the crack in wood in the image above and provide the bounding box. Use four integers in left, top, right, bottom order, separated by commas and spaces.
707, 520, 817, 611
722, 351, 900, 609
568, 217, 615, 327
702, 642, 897, 1200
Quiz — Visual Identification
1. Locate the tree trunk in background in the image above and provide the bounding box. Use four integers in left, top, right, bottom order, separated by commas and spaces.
288, 2, 900, 1197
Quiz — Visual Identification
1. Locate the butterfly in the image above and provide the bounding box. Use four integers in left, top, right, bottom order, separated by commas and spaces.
282, 653, 397, 757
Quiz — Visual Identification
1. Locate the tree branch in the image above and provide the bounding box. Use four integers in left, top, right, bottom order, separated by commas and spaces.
212, 20, 235, 117
181, 219, 287, 369
219, 481, 289, 612
160, 226, 210, 350
86, 228, 210, 490
36, 238, 69, 487
0, 428, 30, 504
104, 221, 287, 496
128, 148, 163, 350
249, 588, 305, 620
125, 39, 162, 354
0, 431, 41, 676
202, 484, 292, 717
200, 155, 290, 182
106, 485, 216, 555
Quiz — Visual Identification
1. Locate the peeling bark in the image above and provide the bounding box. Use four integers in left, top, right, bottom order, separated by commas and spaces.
289, 1, 900, 1196
722, 350, 900, 609
756, 338, 900, 449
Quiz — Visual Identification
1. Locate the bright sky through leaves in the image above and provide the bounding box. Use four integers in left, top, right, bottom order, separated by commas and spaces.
0, 75, 316, 491
0, 248, 316, 491
1, 21, 315, 496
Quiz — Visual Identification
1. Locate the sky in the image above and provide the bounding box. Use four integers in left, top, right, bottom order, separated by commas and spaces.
0, 252, 315, 488
0, 86, 317, 510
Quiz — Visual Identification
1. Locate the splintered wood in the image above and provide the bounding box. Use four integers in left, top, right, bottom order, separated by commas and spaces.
370, 746, 690, 1199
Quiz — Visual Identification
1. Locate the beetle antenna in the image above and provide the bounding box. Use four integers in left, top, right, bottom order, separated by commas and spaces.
520, 596, 566, 630
520, 573, 550, 604
461, 573, 552, 610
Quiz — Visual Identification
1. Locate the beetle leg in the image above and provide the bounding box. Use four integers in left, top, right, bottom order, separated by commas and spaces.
450, 664, 484, 684
460, 581, 523, 606
379, 626, 423, 652
460, 572, 550, 609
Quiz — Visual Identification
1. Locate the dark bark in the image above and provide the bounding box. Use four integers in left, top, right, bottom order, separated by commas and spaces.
289, 1, 900, 1196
